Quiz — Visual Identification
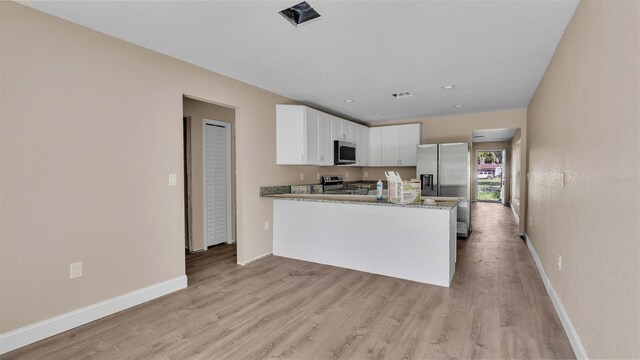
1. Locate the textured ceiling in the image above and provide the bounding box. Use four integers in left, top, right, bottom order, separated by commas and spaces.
31, 1, 578, 124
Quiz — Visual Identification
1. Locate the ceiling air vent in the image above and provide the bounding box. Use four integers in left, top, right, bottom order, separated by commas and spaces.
279, 2, 321, 27
392, 92, 412, 98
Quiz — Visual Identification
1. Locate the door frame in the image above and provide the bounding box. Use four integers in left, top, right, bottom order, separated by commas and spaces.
202, 118, 233, 248
475, 149, 506, 203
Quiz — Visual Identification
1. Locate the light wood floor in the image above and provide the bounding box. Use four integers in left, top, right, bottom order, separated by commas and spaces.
2, 203, 575, 359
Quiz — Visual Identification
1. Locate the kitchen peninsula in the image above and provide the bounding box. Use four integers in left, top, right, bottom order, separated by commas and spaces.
267, 194, 459, 287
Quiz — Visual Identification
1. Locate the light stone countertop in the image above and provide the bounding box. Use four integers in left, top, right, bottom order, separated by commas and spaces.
266, 194, 459, 210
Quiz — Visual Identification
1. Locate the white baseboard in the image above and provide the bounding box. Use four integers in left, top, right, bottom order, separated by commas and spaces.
524, 233, 588, 359
239, 253, 272, 266
510, 204, 520, 224
0, 275, 187, 355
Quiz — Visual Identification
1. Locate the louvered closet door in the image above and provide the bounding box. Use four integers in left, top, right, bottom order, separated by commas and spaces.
205, 124, 228, 246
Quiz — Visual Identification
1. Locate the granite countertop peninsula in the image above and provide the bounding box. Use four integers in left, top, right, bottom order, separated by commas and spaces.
266, 193, 459, 210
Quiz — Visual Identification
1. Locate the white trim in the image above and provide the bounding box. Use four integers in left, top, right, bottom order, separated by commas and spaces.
202, 119, 233, 248
238, 253, 272, 266
524, 233, 589, 359
510, 204, 520, 224
0, 275, 187, 355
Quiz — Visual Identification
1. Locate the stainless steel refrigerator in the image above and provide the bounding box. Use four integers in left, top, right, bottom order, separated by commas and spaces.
416, 143, 471, 237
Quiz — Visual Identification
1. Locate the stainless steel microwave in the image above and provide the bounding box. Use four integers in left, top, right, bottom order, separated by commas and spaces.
334, 141, 356, 165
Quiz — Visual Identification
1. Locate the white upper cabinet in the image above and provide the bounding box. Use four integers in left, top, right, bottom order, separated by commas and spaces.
332, 117, 357, 142
368, 124, 421, 167
381, 126, 401, 166
305, 107, 321, 165
276, 105, 307, 165
319, 111, 334, 166
356, 125, 370, 166
369, 127, 382, 166
399, 123, 421, 166
277, 104, 420, 167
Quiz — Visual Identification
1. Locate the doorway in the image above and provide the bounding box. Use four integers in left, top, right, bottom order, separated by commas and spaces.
203, 119, 232, 247
476, 150, 505, 203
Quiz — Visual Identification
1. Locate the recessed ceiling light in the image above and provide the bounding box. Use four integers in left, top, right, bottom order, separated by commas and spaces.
374, 114, 382, 117
344, 99, 354, 103
442, 85, 455, 89
279, 1, 321, 27
454, 104, 464, 108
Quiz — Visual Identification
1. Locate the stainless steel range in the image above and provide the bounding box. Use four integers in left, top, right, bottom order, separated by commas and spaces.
321, 176, 369, 195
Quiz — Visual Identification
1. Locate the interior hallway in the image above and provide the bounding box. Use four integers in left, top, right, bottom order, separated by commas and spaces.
1, 203, 574, 359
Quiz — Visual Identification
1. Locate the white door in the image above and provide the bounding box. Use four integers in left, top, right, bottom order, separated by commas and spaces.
205, 122, 231, 247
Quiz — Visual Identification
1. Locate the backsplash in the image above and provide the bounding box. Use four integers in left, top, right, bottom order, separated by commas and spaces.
259, 184, 323, 197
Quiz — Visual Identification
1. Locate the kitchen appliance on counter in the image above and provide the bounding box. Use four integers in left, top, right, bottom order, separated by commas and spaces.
417, 143, 471, 237
334, 141, 356, 165
321, 176, 369, 195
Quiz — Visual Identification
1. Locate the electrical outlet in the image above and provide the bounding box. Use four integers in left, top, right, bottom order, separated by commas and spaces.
529, 216, 533, 227
346, 171, 349, 179
558, 255, 562, 271
264, 221, 270, 231
316, 172, 320, 181
168, 173, 177, 186
364, 171, 368, 178
70, 262, 83, 279
299, 173, 304, 181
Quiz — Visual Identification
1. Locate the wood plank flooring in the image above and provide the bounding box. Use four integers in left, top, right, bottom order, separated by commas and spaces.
1, 203, 575, 359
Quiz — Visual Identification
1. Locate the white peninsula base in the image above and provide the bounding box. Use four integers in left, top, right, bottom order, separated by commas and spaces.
272, 198, 457, 287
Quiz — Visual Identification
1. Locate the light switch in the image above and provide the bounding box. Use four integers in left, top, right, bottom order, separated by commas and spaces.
169, 174, 177, 186
364, 171, 368, 178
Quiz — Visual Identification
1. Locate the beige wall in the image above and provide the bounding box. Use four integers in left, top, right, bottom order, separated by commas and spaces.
472, 141, 511, 203
0, 2, 368, 333
362, 167, 416, 182
183, 98, 236, 252
526, 0, 640, 358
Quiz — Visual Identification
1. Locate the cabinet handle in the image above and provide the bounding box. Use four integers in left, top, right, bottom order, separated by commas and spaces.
301, 154, 304, 161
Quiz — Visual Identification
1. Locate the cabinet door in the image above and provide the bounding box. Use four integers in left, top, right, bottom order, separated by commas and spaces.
344, 122, 355, 142
305, 108, 321, 165
358, 126, 370, 166
319, 112, 334, 165
381, 126, 400, 166
399, 123, 421, 166
369, 127, 382, 166
276, 105, 306, 164
332, 117, 343, 141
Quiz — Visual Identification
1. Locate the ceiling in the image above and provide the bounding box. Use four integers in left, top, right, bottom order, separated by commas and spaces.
472, 128, 517, 143
31, 1, 578, 124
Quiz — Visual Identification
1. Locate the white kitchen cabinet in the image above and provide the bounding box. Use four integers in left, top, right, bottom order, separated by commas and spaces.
332, 117, 357, 143
399, 123, 421, 166
276, 105, 323, 165
319, 112, 334, 166
368, 123, 421, 166
369, 127, 382, 166
381, 126, 401, 166
331, 117, 341, 141
356, 125, 370, 166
